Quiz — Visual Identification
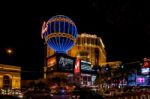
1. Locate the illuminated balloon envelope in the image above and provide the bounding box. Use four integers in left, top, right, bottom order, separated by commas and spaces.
41, 15, 78, 53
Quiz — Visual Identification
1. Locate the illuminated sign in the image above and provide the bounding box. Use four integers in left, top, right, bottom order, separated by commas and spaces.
128, 74, 150, 86
137, 77, 145, 83
58, 56, 74, 71
74, 59, 80, 74
91, 75, 96, 82
81, 60, 94, 71
47, 56, 56, 67
81, 33, 97, 38
141, 68, 150, 74
41, 21, 48, 39
142, 58, 150, 68
142, 61, 150, 68
128, 74, 136, 86
136, 75, 150, 86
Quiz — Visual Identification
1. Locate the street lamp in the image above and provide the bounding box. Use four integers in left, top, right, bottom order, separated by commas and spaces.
6, 49, 13, 55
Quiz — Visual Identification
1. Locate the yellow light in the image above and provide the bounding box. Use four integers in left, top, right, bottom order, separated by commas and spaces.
7, 49, 13, 54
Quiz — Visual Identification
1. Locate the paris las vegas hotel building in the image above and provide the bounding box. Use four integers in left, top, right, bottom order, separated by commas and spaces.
46, 33, 107, 66
44, 33, 121, 86
45, 33, 121, 67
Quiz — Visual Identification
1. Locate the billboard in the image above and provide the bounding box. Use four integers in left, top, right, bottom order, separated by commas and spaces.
80, 60, 95, 73
47, 56, 56, 67
58, 56, 75, 72
127, 73, 136, 86
141, 68, 150, 75
136, 75, 150, 86
47, 56, 57, 71
142, 58, 150, 68
74, 59, 81, 74
128, 74, 150, 86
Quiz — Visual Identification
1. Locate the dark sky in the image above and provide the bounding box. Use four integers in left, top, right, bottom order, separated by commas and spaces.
0, 0, 148, 79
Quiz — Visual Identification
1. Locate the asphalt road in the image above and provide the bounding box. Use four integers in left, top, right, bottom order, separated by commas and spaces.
23, 94, 71, 99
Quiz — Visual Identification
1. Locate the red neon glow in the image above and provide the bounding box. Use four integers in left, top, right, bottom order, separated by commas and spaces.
74, 59, 80, 74
41, 21, 48, 39
142, 58, 150, 68
143, 61, 150, 67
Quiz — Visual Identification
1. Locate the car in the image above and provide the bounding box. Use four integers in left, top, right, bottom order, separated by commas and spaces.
50, 89, 71, 99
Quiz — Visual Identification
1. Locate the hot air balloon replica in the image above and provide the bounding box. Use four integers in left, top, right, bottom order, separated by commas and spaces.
42, 15, 79, 79
41, 15, 78, 54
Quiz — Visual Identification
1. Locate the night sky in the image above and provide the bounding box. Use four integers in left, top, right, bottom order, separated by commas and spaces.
0, 1, 148, 79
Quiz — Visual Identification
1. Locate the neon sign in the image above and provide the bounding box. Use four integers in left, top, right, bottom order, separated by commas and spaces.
137, 77, 145, 83
41, 21, 48, 39
58, 56, 74, 71
47, 57, 56, 67
74, 59, 80, 74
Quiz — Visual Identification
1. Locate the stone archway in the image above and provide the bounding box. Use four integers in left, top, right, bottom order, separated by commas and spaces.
3, 75, 12, 89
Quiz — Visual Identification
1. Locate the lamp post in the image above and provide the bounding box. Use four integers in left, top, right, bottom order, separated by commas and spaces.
6, 48, 14, 65
0, 48, 14, 65
6, 48, 13, 55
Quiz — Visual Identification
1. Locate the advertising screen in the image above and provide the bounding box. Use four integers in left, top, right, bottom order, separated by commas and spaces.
47, 56, 56, 67
47, 56, 57, 71
74, 59, 81, 74
142, 58, 150, 68
91, 75, 96, 82
58, 56, 75, 72
128, 74, 150, 86
141, 68, 150, 74
127, 74, 136, 86
136, 75, 150, 86
81, 60, 95, 73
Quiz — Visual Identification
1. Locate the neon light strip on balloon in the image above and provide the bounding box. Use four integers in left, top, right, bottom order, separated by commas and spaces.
49, 22, 57, 51
54, 18, 59, 51
47, 17, 75, 26
75, 26, 78, 38
62, 21, 65, 51
68, 25, 75, 49
52, 22, 58, 51
72, 24, 74, 37
67, 42, 74, 52
65, 21, 71, 51
59, 20, 61, 51
54, 21, 59, 51
45, 33, 76, 42
47, 40, 56, 51
63, 22, 69, 51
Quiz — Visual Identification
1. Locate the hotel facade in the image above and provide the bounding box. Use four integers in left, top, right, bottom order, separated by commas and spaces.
46, 33, 106, 66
